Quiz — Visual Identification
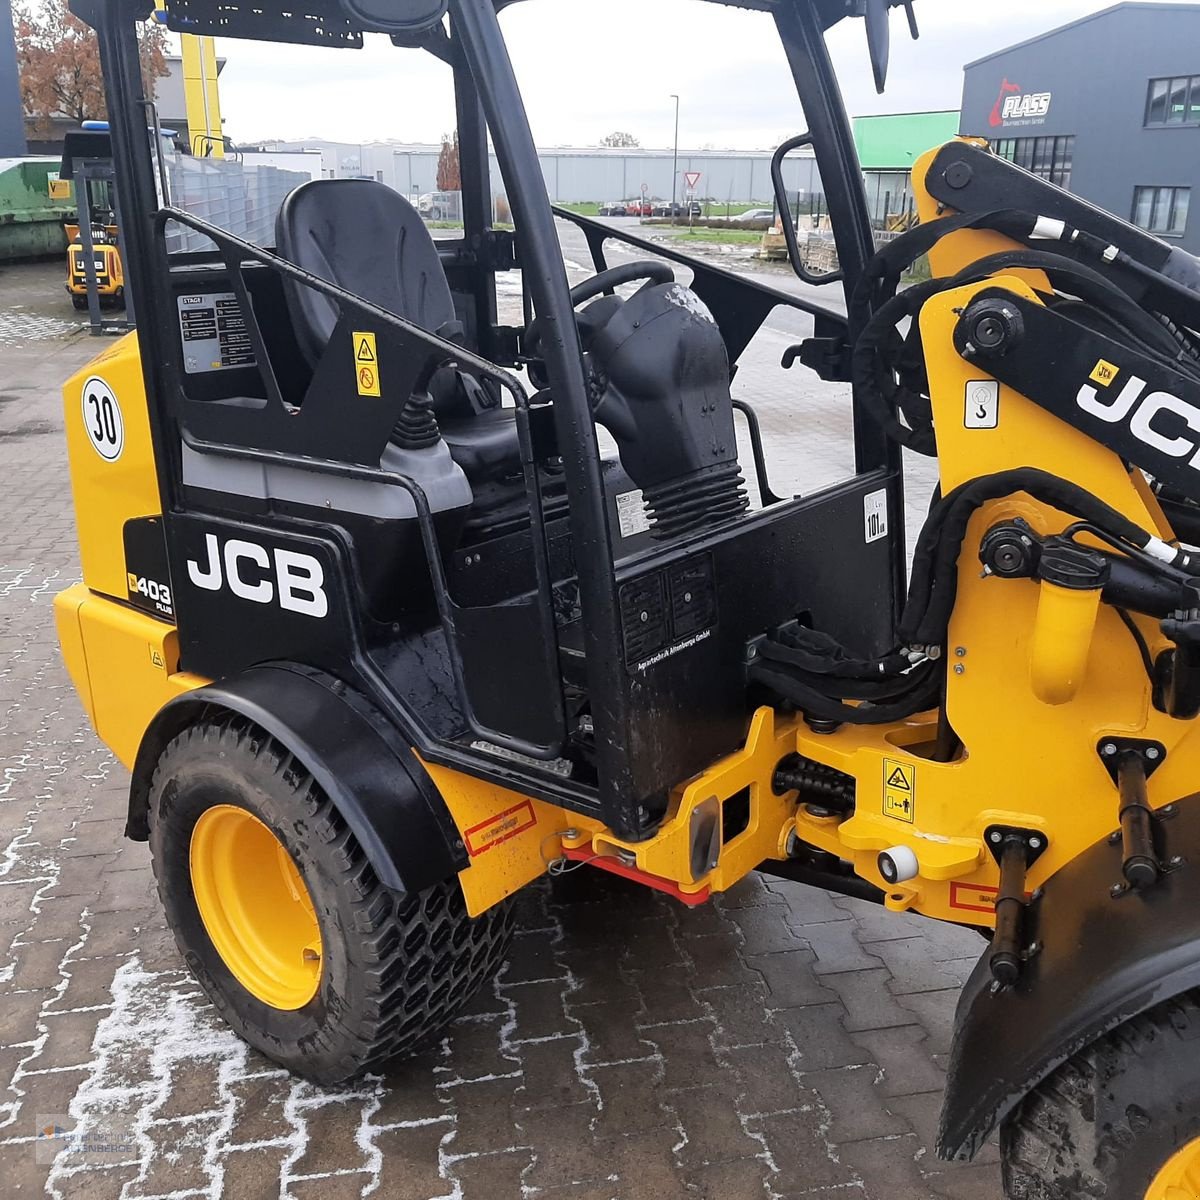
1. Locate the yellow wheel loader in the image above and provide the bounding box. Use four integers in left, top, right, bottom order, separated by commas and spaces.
54, 0, 1200, 1194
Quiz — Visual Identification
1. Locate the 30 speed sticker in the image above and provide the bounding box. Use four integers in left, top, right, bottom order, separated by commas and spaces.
81, 376, 124, 461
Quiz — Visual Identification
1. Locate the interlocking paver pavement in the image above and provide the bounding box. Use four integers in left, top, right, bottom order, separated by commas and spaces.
0, 251, 997, 1199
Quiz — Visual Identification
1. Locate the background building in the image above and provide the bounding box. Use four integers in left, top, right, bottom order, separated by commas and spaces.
852, 110, 959, 225
961, 2, 1200, 253
262, 138, 822, 208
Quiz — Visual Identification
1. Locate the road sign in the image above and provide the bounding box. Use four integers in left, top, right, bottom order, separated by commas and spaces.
684, 171, 702, 190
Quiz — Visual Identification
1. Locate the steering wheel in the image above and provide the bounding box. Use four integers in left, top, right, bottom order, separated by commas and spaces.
525, 260, 675, 363
567, 260, 674, 308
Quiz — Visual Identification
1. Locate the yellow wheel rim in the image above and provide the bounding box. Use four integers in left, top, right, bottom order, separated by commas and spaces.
189, 804, 322, 1010
1147, 1136, 1200, 1200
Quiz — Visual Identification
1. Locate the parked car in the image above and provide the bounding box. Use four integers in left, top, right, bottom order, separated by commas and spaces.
597, 201, 627, 216
625, 198, 654, 217
688, 200, 703, 217
652, 201, 683, 217
738, 207, 776, 222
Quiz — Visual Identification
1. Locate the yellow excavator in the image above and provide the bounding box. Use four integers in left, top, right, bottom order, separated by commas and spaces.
53, 0, 1200, 1195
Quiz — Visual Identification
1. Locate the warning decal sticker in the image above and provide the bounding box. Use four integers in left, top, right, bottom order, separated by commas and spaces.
882, 758, 915, 823
463, 800, 537, 857
949, 882, 1032, 914
353, 330, 381, 397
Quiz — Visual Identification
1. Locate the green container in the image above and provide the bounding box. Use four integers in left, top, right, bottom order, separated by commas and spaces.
0, 157, 76, 261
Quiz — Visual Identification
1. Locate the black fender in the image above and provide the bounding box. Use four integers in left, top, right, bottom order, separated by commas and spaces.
937, 793, 1200, 1161
127, 663, 468, 895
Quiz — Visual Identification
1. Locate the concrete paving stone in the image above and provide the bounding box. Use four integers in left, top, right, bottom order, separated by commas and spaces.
152, 1056, 229, 1121
895, 989, 962, 1059
713, 875, 787, 911
373, 1122, 458, 1200
742, 949, 839, 1009
506, 977, 577, 1043
865, 937, 975, 996
7, 1064, 90, 1124
924, 1161, 1009, 1200
625, 963, 707, 1024
516, 1104, 620, 1190
828, 896, 933, 943
776, 1003, 875, 1073
745, 1110, 852, 1192
284, 1170, 382, 1199
43, 1164, 144, 1200
41, 853, 122, 893
683, 932, 767, 990
0, 986, 58, 1046
571, 1000, 658, 1065
638, 1021, 723, 1092
287, 1099, 381, 1176
799, 920, 889, 976
559, 945, 644, 1008
441, 1073, 523, 1155
820, 971, 923, 1033
721, 1042, 811, 1115
6, 936, 74, 991
588, 1059, 676, 1140
608, 1129, 697, 1197
683, 1157, 775, 1200
615, 914, 688, 969
451, 1146, 536, 1199
442, 1014, 520, 1080
764, 881, 855, 928
219, 1151, 296, 1200
512, 1036, 594, 1111
851, 1026, 947, 1099
53, 954, 124, 1011
88, 864, 159, 914
29, 1008, 101, 1071
839, 1133, 944, 1200
528, 1182, 620, 1200
699, 982, 785, 1049
124, 1117, 226, 1196
502, 929, 569, 984
224, 1073, 294, 1144
17, 895, 87, 942
671, 1084, 766, 1167
800, 1064, 911, 1145
727, 904, 803, 957
673, 899, 735, 939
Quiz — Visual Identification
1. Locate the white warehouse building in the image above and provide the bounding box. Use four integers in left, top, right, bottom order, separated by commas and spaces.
257, 139, 822, 205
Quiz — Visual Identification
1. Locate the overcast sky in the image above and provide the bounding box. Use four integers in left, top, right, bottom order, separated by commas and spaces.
210, 1, 1192, 148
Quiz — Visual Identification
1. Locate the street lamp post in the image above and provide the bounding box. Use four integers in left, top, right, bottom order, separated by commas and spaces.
670, 94, 680, 223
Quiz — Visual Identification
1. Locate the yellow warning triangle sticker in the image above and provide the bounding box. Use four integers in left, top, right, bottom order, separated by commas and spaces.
356, 337, 375, 363
886, 766, 911, 790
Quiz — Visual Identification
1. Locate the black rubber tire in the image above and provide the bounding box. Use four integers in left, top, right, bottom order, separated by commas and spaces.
71, 295, 87, 310
147, 715, 514, 1085
1001, 991, 1200, 1199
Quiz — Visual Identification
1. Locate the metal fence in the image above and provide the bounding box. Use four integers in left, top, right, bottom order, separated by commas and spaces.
162, 154, 309, 253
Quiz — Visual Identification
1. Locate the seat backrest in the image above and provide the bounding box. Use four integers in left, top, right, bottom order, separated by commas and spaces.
275, 178, 457, 365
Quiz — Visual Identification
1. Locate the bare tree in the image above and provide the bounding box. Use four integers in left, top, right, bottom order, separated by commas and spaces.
436, 130, 461, 191
14, 0, 167, 134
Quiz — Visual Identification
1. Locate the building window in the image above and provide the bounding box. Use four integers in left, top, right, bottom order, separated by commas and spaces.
1145, 75, 1200, 126
1132, 185, 1191, 236
994, 135, 1075, 190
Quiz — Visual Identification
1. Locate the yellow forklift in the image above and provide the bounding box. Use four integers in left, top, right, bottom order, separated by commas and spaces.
60, 126, 127, 315
54, 0, 1200, 1194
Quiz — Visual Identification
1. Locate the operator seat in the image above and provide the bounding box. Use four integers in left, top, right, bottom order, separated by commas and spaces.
274, 178, 520, 488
